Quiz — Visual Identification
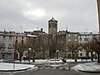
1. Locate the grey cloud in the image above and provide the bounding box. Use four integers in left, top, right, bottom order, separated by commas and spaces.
0, 0, 99, 33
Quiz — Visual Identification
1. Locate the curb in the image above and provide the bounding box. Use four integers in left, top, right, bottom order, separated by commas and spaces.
0, 67, 31, 72
78, 69, 100, 73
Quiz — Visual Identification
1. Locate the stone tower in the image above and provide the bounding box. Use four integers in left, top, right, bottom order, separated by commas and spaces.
48, 17, 58, 34
97, 0, 100, 33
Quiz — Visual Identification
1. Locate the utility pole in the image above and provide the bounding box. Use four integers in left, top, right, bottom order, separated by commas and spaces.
97, 0, 100, 33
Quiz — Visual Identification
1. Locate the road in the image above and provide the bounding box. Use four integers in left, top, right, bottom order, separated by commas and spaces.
0, 66, 100, 75
0, 62, 100, 75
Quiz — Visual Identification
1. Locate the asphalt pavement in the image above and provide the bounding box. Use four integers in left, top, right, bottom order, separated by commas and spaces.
0, 61, 100, 75
0, 65, 100, 75
7, 69, 100, 75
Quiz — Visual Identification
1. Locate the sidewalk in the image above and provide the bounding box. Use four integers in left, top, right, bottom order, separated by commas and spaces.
72, 62, 100, 73
15, 59, 63, 65
0, 62, 38, 72
14, 59, 96, 65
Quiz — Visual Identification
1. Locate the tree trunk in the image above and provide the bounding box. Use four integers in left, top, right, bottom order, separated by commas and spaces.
98, 53, 100, 63
75, 54, 77, 62
91, 52, 93, 62
19, 55, 22, 62
32, 54, 35, 62
43, 50, 45, 59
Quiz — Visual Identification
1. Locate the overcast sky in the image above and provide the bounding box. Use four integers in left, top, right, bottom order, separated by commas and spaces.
0, 0, 99, 33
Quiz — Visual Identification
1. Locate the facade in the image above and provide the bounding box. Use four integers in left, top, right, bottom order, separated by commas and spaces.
78, 49, 87, 58
78, 32, 100, 58
66, 32, 79, 46
0, 18, 100, 60
48, 18, 58, 34
32, 30, 49, 58
56, 31, 79, 58
79, 32, 100, 44
25, 29, 49, 59
56, 31, 66, 57
14, 33, 27, 60
48, 18, 58, 57
79, 32, 93, 44
0, 34, 4, 59
0, 31, 28, 60
66, 32, 79, 58
0, 31, 15, 60
14, 33, 27, 45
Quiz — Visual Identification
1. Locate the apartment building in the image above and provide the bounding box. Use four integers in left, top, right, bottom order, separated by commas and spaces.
0, 31, 15, 60
78, 32, 100, 59
0, 31, 29, 60
56, 31, 79, 58
79, 32, 94, 44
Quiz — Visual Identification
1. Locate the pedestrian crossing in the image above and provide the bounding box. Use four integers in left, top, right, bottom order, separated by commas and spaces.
39, 66, 70, 70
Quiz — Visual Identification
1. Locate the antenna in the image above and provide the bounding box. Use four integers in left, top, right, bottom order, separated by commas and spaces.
86, 28, 88, 33
4, 28, 6, 32
66, 25, 68, 31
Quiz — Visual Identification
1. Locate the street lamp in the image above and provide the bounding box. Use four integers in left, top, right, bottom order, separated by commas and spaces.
32, 49, 35, 62
66, 49, 68, 58
28, 48, 31, 63
27, 34, 37, 62
12, 49, 15, 70
56, 50, 59, 59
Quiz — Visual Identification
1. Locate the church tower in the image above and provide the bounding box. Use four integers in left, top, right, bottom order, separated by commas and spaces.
48, 17, 58, 34
97, 0, 100, 33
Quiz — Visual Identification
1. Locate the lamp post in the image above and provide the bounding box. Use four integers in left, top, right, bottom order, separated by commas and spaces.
56, 50, 59, 59
66, 49, 68, 58
32, 49, 35, 62
27, 34, 37, 62
13, 49, 15, 70
28, 48, 31, 63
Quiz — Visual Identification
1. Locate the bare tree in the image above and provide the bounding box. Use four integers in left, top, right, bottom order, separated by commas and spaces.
82, 37, 100, 62
14, 42, 27, 61
42, 37, 49, 59
92, 37, 100, 63
82, 42, 94, 61
68, 43, 80, 62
